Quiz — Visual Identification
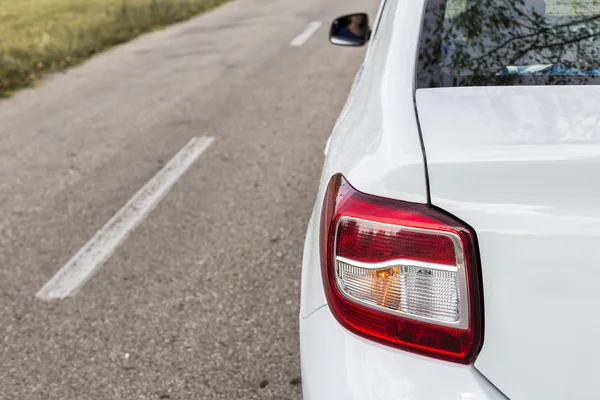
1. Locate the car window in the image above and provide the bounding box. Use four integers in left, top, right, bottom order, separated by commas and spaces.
445, 0, 467, 20
417, 0, 600, 87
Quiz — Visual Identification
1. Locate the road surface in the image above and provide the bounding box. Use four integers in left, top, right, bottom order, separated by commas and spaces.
0, 0, 374, 398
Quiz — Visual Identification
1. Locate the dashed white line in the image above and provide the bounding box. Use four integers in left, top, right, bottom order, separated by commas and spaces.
35, 136, 215, 301
290, 21, 323, 47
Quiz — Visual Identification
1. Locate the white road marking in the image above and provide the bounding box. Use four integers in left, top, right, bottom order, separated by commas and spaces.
290, 21, 323, 47
36, 136, 215, 301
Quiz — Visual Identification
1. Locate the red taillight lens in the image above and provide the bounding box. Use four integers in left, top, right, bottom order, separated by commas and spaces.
321, 174, 483, 364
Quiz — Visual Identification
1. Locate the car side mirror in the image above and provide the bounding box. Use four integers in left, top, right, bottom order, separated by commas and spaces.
329, 13, 370, 47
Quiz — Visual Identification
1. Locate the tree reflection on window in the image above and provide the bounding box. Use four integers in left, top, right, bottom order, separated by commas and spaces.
417, 0, 600, 87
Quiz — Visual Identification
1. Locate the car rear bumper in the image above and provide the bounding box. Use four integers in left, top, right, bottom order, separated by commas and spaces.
300, 306, 507, 400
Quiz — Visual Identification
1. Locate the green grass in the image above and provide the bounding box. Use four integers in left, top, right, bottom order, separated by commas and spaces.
0, 0, 228, 95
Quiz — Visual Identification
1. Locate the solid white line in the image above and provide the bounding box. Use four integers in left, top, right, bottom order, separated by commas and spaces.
290, 21, 323, 47
36, 136, 215, 301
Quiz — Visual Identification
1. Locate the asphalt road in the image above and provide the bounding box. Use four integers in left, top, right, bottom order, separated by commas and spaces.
0, 0, 374, 398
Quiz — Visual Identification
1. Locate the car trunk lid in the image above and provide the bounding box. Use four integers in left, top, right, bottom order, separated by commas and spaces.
416, 85, 600, 400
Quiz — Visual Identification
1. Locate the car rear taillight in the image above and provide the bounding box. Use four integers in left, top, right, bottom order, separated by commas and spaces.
321, 174, 483, 364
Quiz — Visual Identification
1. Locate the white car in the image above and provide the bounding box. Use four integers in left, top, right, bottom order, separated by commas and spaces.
300, 0, 600, 399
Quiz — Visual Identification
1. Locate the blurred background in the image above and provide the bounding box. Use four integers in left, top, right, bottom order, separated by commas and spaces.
0, 0, 375, 398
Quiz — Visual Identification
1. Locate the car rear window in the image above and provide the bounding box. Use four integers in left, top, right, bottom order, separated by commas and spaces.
417, 0, 600, 87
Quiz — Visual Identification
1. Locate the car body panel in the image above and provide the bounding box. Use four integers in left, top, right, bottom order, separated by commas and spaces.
416, 85, 600, 400
300, 0, 428, 319
301, 306, 506, 400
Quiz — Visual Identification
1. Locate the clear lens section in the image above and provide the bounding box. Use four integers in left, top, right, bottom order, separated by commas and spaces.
336, 259, 460, 323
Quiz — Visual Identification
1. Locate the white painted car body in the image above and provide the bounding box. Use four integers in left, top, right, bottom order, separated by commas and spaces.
418, 85, 600, 400
300, 0, 600, 399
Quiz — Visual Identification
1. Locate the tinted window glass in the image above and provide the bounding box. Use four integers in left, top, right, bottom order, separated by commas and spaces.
417, 0, 600, 87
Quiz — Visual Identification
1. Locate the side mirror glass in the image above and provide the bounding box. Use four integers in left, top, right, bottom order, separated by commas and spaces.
329, 13, 370, 47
